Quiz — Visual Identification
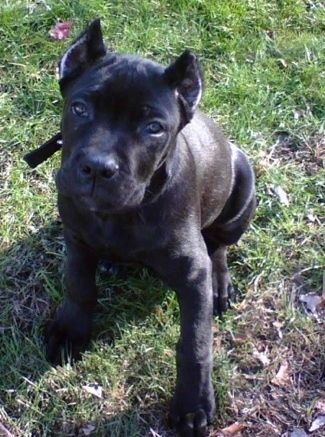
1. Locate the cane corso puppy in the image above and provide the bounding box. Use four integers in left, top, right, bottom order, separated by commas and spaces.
45, 19, 255, 437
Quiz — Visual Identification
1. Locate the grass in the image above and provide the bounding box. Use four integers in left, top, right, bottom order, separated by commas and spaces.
0, 0, 324, 436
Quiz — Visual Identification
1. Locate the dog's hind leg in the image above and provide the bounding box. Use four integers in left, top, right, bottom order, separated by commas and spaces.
203, 147, 256, 316
210, 245, 233, 317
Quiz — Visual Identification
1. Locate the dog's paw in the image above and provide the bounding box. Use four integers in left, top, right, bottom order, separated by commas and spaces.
169, 409, 209, 437
98, 261, 120, 275
213, 271, 234, 317
45, 301, 92, 366
169, 379, 215, 437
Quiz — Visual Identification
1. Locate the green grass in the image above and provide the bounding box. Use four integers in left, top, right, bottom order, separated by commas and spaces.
0, 1, 324, 436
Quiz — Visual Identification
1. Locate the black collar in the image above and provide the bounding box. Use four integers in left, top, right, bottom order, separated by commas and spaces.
24, 132, 62, 168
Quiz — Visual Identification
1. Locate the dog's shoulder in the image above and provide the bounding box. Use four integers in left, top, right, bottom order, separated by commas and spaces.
179, 111, 232, 164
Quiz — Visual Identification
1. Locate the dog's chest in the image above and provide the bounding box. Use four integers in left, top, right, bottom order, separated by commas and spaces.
81, 211, 163, 262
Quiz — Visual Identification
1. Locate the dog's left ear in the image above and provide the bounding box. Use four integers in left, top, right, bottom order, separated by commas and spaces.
59, 18, 106, 91
164, 50, 203, 125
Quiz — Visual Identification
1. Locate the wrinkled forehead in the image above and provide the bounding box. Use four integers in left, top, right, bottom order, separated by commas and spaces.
72, 54, 176, 109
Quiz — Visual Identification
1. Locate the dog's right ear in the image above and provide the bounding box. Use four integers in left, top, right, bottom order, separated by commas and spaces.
59, 18, 106, 91
164, 50, 203, 128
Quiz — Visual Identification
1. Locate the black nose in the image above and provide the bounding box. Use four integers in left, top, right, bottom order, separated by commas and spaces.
79, 155, 119, 180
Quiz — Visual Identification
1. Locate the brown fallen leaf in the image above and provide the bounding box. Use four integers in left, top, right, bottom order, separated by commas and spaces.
231, 332, 251, 345
49, 21, 72, 40
271, 360, 291, 387
210, 421, 246, 436
273, 320, 284, 339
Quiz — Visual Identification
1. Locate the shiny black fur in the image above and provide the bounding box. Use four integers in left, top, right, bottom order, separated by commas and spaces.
46, 19, 255, 437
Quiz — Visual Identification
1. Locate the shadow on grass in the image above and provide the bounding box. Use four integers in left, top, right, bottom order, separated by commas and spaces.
0, 220, 176, 436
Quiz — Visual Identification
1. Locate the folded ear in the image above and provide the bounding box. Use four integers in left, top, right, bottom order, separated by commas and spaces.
164, 50, 203, 125
59, 18, 106, 89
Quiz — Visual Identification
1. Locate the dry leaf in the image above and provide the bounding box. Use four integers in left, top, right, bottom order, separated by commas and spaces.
83, 384, 103, 398
309, 415, 325, 432
306, 213, 318, 223
273, 321, 284, 339
231, 332, 250, 345
271, 360, 291, 386
253, 347, 270, 366
293, 109, 306, 120
299, 293, 323, 313
315, 398, 325, 413
270, 184, 289, 206
49, 21, 72, 40
211, 422, 246, 436
81, 424, 96, 436
278, 58, 288, 68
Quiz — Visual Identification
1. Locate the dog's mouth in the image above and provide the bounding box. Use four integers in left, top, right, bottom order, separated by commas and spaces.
78, 196, 125, 213
78, 196, 111, 212
76, 186, 146, 214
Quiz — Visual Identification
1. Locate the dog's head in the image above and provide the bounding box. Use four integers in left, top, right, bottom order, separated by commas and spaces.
56, 19, 203, 213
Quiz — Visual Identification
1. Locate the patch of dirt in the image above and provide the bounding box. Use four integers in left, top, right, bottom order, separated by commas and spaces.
269, 131, 325, 174
217, 275, 325, 437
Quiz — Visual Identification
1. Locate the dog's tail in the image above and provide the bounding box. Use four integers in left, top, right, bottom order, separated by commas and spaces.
23, 132, 62, 168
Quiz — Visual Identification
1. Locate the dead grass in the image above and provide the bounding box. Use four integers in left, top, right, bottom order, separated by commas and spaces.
0, 1, 324, 436
217, 277, 325, 436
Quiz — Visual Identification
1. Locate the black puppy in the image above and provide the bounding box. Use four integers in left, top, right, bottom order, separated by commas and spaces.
45, 19, 255, 437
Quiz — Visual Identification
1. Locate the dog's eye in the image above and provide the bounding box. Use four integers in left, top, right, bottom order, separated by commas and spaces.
145, 122, 164, 135
71, 102, 88, 117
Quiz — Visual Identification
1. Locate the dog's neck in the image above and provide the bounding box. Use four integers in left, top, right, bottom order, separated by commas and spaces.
142, 140, 179, 205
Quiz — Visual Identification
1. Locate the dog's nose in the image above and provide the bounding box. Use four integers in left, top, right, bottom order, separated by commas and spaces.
79, 155, 119, 180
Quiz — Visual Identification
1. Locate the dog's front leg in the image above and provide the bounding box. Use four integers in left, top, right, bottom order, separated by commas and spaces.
46, 230, 98, 365
171, 263, 215, 437
145, 242, 215, 437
